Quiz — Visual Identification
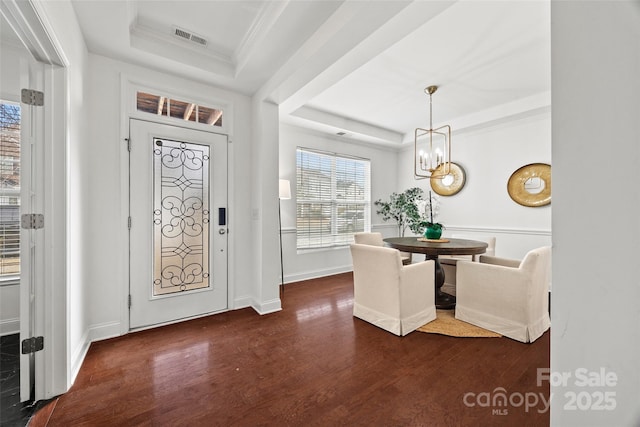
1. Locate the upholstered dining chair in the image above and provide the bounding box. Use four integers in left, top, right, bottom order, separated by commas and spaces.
353, 232, 412, 265
350, 243, 436, 336
440, 235, 496, 295
454, 246, 551, 343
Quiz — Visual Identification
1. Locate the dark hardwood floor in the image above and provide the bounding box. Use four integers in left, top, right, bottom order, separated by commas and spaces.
0, 334, 58, 427
38, 273, 549, 426
0, 333, 32, 427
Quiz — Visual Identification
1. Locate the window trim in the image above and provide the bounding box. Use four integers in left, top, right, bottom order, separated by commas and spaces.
296, 147, 371, 250
126, 81, 231, 135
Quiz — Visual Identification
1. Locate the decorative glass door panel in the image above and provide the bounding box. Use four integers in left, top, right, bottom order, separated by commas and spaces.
153, 138, 210, 296
129, 119, 227, 329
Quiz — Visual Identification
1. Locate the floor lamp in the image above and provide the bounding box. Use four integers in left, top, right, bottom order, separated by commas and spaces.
278, 179, 291, 296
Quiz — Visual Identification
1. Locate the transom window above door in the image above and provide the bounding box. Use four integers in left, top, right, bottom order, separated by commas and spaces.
136, 91, 223, 127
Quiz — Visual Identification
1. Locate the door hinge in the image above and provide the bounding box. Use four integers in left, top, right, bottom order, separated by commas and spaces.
128, 216, 132, 229
21, 214, 44, 229
21, 336, 44, 354
128, 294, 132, 308
125, 138, 131, 152
21, 89, 44, 106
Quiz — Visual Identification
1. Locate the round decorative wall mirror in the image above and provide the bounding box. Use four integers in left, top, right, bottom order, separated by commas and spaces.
430, 163, 466, 196
507, 163, 551, 207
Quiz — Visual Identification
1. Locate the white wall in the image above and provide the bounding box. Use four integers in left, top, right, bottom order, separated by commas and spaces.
551, 2, 640, 426
84, 53, 256, 338
279, 124, 399, 282
279, 112, 552, 281
250, 99, 281, 313
398, 112, 552, 260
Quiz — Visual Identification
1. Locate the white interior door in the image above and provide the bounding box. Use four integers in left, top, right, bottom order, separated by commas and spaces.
18, 56, 45, 402
129, 119, 228, 329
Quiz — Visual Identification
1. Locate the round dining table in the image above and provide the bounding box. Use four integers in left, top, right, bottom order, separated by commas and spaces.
383, 237, 488, 309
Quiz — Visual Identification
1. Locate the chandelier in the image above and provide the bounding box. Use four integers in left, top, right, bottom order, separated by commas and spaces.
414, 85, 451, 180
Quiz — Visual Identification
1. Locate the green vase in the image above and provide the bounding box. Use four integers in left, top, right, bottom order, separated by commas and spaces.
425, 226, 442, 240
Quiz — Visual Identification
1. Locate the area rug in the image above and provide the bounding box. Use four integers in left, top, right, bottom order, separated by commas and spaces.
417, 310, 501, 338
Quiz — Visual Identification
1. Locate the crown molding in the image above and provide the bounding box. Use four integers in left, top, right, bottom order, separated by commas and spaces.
233, 0, 290, 75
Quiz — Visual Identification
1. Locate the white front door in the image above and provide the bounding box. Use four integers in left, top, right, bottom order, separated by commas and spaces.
129, 119, 228, 329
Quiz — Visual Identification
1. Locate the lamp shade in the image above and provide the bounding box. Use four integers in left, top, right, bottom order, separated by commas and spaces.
279, 179, 291, 200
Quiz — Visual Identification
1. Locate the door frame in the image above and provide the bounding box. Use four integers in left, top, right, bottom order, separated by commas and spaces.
19, 49, 46, 403
1, 0, 69, 400
127, 119, 229, 330
120, 78, 235, 333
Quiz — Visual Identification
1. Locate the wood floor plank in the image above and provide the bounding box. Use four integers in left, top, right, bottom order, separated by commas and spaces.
43, 272, 549, 426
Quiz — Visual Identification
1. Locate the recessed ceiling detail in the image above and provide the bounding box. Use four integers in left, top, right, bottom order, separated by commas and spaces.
130, 17, 235, 77
71, 0, 551, 146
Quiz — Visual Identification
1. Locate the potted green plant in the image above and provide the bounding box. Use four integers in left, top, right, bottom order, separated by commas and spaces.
374, 187, 424, 237
375, 188, 444, 238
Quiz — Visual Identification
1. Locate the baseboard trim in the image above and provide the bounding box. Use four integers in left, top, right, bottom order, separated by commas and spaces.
251, 297, 282, 315
70, 329, 91, 386
233, 296, 253, 310
285, 265, 352, 284
68, 321, 121, 387
89, 321, 122, 343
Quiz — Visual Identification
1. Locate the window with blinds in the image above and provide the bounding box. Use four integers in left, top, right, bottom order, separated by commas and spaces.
0, 101, 21, 281
296, 148, 371, 249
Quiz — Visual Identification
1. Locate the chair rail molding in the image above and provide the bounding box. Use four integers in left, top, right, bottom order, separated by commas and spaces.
444, 225, 551, 237
279, 224, 550, 285
371, 223, 398, 230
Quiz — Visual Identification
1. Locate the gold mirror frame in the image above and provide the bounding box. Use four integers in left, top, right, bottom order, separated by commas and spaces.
430, 162, 466, 196
507, 163, 551, 207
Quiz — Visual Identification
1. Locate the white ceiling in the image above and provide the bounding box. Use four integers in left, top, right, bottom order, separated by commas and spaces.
70, 0, 551, 147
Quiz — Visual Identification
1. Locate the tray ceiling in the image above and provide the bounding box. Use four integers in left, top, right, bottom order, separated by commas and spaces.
70, 0, 551, 147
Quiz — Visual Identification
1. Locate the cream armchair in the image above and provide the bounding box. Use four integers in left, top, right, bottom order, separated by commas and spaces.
354, 232, 411, 264
350, 243, 436, 336
455, 246, 551, 343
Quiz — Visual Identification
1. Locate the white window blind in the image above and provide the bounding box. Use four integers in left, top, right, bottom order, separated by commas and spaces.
0, 101, 21, 281
296, 148, 371, 249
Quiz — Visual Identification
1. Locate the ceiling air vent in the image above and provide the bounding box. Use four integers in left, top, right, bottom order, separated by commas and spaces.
173, 26, 208, 47
190, 34, 207, 46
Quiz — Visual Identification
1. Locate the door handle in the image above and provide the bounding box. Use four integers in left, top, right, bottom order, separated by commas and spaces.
219, 228, 226, 235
